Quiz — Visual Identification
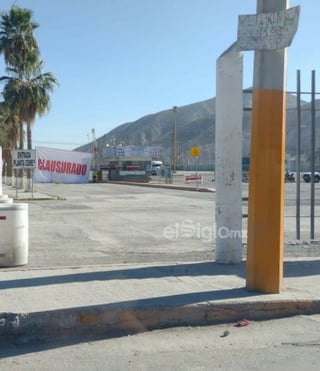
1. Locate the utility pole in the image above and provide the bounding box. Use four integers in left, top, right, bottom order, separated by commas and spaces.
172, 106, 178, 173
92, 128, 97, 170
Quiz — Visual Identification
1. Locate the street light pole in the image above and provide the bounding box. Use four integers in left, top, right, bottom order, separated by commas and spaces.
92, 128, 97, 170
172, 106, 178, 173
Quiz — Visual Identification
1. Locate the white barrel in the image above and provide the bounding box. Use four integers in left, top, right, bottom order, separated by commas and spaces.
0, 203, 28, 266
0, 195, 13, 204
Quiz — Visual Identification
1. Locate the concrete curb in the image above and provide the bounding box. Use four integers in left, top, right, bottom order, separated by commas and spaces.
11, 193, 65, 201
12, 196, 63, 201
105, 181, 215, 193
1, 299, 320, 344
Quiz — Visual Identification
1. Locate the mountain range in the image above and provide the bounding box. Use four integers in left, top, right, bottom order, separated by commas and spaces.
75, 91, 320, 171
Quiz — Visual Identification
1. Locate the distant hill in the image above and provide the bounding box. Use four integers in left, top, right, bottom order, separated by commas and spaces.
75, 92, 320, 171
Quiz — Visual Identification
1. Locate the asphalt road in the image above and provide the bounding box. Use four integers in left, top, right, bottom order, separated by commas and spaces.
11, 180, 319, 270
1, 314, 320, 371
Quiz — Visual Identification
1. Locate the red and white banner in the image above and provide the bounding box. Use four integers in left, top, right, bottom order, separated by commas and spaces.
33, 146, 93, 184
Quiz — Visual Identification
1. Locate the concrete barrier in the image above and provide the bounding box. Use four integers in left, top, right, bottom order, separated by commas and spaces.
0, 195, 13, 204
0, 203, 28, 266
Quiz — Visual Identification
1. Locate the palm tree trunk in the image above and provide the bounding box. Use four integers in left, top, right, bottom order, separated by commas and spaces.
26, 121, 32, 191
19, 122, 24, 149
3, 148, 13, 186
27, 122, 32, 150
7, 152, 13, 186
17, 121, 24, 189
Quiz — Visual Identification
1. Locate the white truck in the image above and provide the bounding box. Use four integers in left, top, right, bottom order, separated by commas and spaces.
302, 171, 320, 183
151, 160, 163, 175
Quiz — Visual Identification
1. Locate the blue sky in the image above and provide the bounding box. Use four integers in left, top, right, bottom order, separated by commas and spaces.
0, 0, 318, 149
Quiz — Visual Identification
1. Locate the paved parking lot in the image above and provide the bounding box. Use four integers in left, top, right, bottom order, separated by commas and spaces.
22, 182, 216, 268
2, 178, 317, 269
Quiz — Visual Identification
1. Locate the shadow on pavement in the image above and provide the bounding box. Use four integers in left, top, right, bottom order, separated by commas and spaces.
283, 259, 320, 277
1, 259, 320, 357
0, 261, 246, 289
0, 259, 319, 290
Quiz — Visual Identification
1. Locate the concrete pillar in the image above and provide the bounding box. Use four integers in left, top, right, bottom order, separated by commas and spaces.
246, 0, 288, 293
215, 43, 243, 264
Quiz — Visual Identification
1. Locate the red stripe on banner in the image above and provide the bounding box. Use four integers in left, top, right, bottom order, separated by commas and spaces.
0, 216, 6, 220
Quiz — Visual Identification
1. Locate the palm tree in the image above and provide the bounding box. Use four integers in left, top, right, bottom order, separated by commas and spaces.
0, 6, 39, 72
0, 7, 58, 188
0, 101, 20, 184
1, 63, 58, 188
0, 72, 24, 147
1, 61, 58, 150
0, 7, 39, 152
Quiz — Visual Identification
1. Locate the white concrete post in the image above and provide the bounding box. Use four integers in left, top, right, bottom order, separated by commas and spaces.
215, 43, 243, 264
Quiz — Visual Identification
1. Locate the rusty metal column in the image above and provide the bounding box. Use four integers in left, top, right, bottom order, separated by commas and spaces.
246, 0, 289, 293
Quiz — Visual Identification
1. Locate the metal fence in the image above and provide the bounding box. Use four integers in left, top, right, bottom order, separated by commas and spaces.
295, 70, 319, 239
243, 70, 319, 240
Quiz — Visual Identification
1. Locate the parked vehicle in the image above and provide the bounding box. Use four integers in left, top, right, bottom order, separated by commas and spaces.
285, 171, 295, 182
302, 171, 320, 183
151, 160, 163, 175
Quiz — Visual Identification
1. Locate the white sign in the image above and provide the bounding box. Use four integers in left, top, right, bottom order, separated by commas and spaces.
13, 150, 36, 169
33, 146, 93, 184
237, 6, 300, 51
119, 170, 146, 176
116, 146, 160, 158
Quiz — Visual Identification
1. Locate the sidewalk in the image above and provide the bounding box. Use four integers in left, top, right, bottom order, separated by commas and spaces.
1, 258, 320, 344
1, 185, 63, 201
2, 181, 214, 200
1, 183, 320, 344
106, 180, 216, 193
